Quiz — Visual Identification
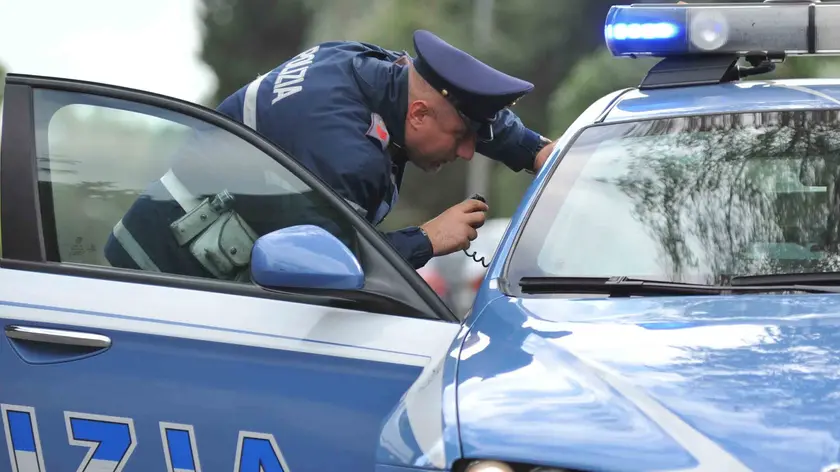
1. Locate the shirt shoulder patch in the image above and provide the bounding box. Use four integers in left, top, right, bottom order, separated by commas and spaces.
366, 112, 390, 151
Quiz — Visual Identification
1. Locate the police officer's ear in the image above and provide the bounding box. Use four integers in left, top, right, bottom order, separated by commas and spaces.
394, 55, 411, 66
407, 99, 434, 130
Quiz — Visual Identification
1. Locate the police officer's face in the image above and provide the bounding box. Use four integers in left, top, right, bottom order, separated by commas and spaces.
406, 101, 477, 172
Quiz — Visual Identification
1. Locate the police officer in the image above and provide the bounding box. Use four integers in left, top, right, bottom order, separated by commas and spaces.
103, 30, 555, 279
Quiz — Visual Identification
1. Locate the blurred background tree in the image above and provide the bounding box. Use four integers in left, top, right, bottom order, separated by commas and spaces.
196, 0, 840, 229
198, 0, 316, 105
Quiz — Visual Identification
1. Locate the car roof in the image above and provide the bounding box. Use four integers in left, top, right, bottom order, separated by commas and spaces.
601, 78, 840, 124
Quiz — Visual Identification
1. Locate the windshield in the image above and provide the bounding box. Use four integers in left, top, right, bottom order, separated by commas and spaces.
507, 109, 840, 287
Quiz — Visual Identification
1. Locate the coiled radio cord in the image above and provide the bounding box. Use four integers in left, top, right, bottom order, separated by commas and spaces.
465, 193, 491, 268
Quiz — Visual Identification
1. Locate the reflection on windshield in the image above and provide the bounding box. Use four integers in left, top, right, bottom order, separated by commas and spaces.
510, 110, 840, 285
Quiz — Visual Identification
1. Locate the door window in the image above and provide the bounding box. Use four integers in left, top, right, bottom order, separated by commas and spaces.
32, 89, 358, 281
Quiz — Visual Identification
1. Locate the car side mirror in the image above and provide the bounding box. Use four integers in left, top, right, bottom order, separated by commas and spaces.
251, 225, 364, 291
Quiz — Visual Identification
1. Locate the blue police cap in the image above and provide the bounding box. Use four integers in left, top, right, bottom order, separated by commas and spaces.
411, 29, 534, 138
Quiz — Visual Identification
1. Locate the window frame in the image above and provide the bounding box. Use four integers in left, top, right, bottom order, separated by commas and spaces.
499, 107, 840, 298
0, 73, 457, 323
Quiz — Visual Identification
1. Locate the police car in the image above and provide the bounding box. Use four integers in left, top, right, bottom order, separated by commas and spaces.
3, 1, 840, 471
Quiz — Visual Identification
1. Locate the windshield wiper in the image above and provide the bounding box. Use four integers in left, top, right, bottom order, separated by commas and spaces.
729, 271, 840, 287
520, 276, 729, 296
519, 276, 840, 296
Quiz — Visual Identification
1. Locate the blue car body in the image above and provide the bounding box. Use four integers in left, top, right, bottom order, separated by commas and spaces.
375, 78, 840, 472
4, 9, 840, 472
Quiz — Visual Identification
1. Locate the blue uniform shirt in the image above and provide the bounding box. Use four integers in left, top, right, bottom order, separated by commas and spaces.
213, 40, 545, 269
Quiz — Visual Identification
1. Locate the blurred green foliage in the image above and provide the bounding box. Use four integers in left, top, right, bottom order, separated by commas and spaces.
198, 0, 316, 105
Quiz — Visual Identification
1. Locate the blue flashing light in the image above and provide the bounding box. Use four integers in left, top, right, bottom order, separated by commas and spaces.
605, 3, 840, 59
605, 6, 688, 57
605, 22, 679, 41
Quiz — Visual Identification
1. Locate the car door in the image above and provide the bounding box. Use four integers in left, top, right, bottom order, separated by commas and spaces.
0, 74, 461, 471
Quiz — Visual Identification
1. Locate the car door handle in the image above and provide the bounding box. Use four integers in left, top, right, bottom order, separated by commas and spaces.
5, 325, 111, 348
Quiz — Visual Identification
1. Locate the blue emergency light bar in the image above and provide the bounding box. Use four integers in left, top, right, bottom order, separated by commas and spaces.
605, 2, 840, 58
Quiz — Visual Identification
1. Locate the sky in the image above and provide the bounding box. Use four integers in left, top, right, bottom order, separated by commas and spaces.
0, 0, 217, 104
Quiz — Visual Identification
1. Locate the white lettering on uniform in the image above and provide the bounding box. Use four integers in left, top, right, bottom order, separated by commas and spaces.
272, 45, 320, 105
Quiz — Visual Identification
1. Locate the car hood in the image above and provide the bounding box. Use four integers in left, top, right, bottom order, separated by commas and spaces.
456, 293, 840, 472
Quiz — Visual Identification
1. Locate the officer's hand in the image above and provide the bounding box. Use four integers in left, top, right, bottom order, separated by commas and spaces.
534, 138, 558, 173
421, 199, 489, 256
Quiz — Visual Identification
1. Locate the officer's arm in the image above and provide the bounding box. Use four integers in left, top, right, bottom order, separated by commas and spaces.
286, 119, 434, 270
383, 228, 434, 270
331, 164, 434, 270
475, 108, 547, 173
323, 151, 434, 270
329, 154, 433, 270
